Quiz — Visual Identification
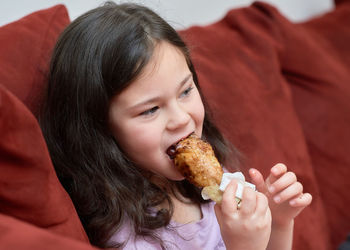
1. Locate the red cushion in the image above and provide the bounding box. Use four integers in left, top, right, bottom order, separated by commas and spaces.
281, 2, 350, 248
335, 0, 349, 5
0, 4, 88, 242
0, 213, 97, 250
180, 2, 330, 250
0, 4, 68, 116
0, 83, 88, 241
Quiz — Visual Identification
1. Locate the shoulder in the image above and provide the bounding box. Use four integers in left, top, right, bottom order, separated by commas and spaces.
108, 203, 222, 249
108, 216, 166, 249
108, 219, 163, 249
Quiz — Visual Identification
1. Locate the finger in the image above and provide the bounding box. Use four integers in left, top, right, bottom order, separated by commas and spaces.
239, 186, 257, 216
267, 163, 288, 186
220, 179, 239, 216
289, 193, 313, 207
249, 168, 267, 194
214, 203, 229, 226
268, 171, 297, 195
255, 192, 269, 216
214, 203, 223, 221
272, 181, 303, 204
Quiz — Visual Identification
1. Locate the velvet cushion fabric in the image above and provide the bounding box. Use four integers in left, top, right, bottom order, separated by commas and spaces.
0, 5, 89, 244
0, 5, 68, 117
281, 2, 350, 247
180, 2, 331, 250
0, 85, 88, 243
0, 214, 96, 250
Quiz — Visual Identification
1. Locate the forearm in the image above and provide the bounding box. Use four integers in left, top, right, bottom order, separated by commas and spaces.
267, 220, 294, 250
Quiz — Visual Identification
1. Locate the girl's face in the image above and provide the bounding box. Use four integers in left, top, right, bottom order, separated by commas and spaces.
109, 42, 205, 180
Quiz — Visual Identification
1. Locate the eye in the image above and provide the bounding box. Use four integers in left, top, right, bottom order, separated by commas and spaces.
179, 86, 194, 98
140, 106, 159, 116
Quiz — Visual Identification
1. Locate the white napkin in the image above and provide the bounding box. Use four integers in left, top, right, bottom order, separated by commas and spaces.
201, 172, 256, 200
219, 172, 256, 199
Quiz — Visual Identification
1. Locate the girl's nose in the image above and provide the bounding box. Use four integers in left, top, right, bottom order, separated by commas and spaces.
166, 102, 191, 131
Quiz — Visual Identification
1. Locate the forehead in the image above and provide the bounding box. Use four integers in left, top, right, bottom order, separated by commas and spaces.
113, 42, 190, 104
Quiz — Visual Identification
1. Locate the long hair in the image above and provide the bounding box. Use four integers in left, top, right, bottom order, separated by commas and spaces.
40, 2, 238, 248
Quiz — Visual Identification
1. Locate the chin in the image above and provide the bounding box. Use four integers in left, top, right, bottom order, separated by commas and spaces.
165, 168, 185, 181
172, 174, 186, 181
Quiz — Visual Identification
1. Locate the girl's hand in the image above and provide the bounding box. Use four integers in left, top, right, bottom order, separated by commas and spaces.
249, 163, 312, 228
214, 180, 272, 250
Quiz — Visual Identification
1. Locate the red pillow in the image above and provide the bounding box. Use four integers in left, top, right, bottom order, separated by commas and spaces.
180, 2, 330, 250
0, 213, 97, 250
0, 4, 88, 242
0, 85, 88, 241
0, 82, 87, 241
281, 2, 350, 248
0, 4, 68, 116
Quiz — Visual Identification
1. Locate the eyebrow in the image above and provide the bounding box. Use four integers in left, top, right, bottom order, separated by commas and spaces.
129, 73, 193, 110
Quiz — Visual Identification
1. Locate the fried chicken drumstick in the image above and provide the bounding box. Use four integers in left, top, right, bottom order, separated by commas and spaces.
174, 134, 223, 187
173, 134, 255, 204
174, 134, 224, 202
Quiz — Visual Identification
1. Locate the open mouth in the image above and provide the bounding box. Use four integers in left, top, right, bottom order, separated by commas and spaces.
166, 132, 195, 159
166, 145, 177, 159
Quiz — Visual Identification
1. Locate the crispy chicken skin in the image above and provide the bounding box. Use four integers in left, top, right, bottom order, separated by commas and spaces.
174, 134, 223, 188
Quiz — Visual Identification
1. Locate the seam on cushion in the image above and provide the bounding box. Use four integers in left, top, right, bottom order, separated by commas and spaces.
39, 4, 68, 58
225, 2, 287, 60
37, 5, 68, 73
30, 5, 69, 116
251, 2, 287, 61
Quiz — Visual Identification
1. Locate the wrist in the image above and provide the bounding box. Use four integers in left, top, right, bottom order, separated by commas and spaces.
272, 219, 294, 231
267, 220, 294, 250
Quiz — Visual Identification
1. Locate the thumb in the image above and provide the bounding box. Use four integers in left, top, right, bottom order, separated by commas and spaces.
249, 168, 267, 193
214, 203, 221, 219
214, 202, 225, 226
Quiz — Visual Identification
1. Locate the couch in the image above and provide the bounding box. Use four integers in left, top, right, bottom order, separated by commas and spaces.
1, 1, 349, 249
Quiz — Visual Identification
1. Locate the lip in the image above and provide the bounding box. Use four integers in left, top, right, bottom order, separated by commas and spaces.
166, 131, 195, 159
176, 132, 195, 145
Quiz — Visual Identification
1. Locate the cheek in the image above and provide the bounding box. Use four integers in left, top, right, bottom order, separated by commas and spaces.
114, 121, 162, 161
131, 125, 160, 149
192, 93, 205, 124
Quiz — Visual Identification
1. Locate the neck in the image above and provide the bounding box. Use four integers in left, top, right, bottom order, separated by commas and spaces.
170, 194, 203, 224
149, 174, 203, 224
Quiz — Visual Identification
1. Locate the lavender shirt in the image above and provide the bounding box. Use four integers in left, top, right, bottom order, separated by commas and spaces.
109, 202, 226, 250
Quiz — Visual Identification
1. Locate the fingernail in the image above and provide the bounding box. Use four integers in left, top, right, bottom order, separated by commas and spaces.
273, 196, 281, 203
289, 200, 296, 206
268, 186, 275, 193
272, 167, 279, 175
250, 168, 256, 175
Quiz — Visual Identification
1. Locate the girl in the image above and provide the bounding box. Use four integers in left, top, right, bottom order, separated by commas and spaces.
40, 2, 312, 249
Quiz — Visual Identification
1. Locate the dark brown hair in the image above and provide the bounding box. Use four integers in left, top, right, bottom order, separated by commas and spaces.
40, 2, 237, 249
